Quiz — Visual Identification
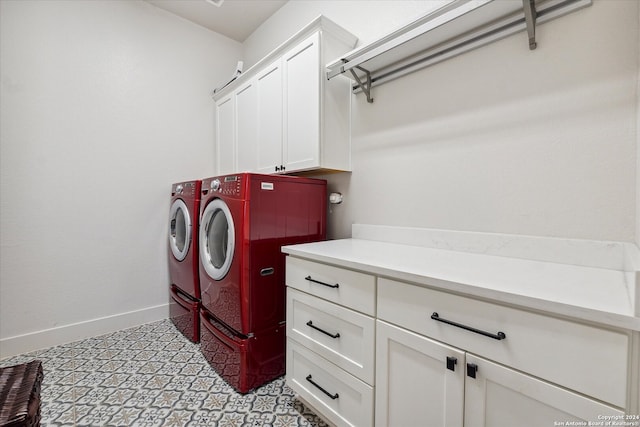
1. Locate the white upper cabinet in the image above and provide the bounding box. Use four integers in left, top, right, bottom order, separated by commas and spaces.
213, 16, 357, 175
255, 60, 283, 174
235, 80, 258, 173
215, 94, 235, 175
283, 32, 321, 173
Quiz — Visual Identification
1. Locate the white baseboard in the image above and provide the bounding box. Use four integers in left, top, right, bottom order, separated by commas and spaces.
0, 304, 169, 360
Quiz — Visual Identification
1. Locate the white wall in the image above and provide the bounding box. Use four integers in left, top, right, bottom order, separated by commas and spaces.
1, 0, 637, 358
249, 0, 639, 243
637, 1, 640, 248
243, 1, 448, 68
0, 0, 242, 357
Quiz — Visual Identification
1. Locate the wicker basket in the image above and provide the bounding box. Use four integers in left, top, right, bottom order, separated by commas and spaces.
0, 361, 43, 427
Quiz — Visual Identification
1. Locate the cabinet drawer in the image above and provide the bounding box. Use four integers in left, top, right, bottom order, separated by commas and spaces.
286, 257, 376, 315
286, 339, 374, 427
287, 288, 375, 385
377, 278, 629, 408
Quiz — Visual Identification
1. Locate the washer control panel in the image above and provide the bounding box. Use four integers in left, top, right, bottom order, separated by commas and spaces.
205, 175, 242, 197
172, 181, 197, 197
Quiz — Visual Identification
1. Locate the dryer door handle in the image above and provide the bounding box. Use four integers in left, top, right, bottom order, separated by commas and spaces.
260, 267, 274, 276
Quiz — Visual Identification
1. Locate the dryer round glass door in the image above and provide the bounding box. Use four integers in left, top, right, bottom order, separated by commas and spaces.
169, 199, 191, 261
200, 198, 235, 280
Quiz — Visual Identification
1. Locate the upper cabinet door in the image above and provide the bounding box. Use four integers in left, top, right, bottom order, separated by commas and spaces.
255, 60, 283, 174
213, 17, 356, 176
235, 80, 258, 173
283, 32, 321, 173
215, 94, 235, 175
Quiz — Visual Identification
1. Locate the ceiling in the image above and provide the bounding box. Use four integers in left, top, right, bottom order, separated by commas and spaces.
146, 0, 288, 42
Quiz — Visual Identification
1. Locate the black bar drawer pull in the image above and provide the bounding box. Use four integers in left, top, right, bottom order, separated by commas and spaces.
306, 375, 339, 399
306, 321, 340, 339
305, 275, 339, 289
431, 312, 506, 341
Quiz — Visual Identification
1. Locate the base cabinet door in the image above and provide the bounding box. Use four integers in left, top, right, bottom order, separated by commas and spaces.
464, 354, 625, 427
375, 321, 625, 427
375, 320, 465, 427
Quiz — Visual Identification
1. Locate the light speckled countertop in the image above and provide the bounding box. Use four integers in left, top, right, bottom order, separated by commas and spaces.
283, 238, 640, 331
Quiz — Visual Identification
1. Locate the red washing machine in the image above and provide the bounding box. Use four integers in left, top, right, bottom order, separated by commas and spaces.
168, 180, 202, 343
198, 173, 326, 393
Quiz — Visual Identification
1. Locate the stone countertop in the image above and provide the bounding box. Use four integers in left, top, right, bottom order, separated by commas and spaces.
282, 238, 640, 331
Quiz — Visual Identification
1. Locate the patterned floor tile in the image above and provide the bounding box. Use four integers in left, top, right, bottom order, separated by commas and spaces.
1, 319, 328, 426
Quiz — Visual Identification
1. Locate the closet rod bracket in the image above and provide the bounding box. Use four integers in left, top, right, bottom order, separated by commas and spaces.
348, 64, 374, 103
523, 0, 538, 50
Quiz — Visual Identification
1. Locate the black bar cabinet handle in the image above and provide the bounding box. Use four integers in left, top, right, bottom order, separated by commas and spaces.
306, 321, 340, 339
431, 312, 506, 341
306, 375, 339, 400
305, 275, 339, 289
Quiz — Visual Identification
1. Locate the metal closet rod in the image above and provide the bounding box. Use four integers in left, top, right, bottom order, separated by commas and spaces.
329, 0, 592, 102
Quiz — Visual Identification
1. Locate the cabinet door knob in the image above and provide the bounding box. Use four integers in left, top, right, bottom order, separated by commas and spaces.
446, 356, 457, 371
467, 363, 478, 379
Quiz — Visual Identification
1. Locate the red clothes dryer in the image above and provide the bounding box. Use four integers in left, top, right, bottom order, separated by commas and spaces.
168, 180, 202, 343
198, 173, 326, 393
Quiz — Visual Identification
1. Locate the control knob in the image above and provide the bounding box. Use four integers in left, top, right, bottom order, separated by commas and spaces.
211, 179, 221, 191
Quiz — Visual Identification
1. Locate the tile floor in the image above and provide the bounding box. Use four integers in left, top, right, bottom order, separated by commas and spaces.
0, 319, 328, 426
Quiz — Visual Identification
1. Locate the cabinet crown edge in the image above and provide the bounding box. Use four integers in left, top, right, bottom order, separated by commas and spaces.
212, 15, 358, 102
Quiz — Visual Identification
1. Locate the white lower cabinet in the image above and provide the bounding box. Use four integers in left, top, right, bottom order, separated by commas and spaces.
464, 354, 624, 427
375, 320, 465, 427
375, 277, 627, 427
285, 258, 376, 427
376, 320, 624, 427
288, 288, 375, 384
285, 257, 632, 427
287, 339, 374, 427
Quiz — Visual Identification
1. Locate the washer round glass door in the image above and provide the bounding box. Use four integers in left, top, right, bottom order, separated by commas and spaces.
169, 199, 191, 261
200, 198, 235, 280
